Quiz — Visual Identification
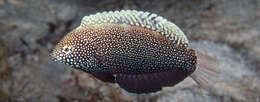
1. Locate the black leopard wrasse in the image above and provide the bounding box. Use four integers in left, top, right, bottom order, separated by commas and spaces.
50, 10, 219, 94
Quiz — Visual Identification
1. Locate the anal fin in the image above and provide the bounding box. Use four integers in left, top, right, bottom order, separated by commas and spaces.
115, 69, 189, 94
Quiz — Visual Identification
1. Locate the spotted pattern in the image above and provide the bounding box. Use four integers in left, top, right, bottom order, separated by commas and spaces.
51, 23, 197, 74
90, 24, 196, 74
50, 28, 109, 73
50, 10, 200, 94
80, 10, 189, 47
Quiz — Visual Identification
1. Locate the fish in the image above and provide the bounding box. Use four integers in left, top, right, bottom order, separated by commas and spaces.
50, 10, 219, 94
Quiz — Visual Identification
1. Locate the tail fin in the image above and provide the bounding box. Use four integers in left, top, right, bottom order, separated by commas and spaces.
190, 51, 220, 90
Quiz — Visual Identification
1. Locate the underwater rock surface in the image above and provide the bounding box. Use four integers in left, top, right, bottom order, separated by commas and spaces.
0, 0, 259, 102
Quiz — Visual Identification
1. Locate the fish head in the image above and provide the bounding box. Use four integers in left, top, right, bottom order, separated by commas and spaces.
50, 28, 90, 69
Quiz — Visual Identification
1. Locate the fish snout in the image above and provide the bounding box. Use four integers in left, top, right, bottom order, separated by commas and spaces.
49, 52, 60, 62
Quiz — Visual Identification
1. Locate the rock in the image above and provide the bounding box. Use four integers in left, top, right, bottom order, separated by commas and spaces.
0, 40, 11, 102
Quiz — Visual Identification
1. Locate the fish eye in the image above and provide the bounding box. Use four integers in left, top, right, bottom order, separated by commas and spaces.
64, 48, 70, 52
62, 45, 72, 54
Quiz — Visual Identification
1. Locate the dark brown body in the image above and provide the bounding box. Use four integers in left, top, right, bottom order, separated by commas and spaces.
56, 24, 197, 93
51, 10, 219, 94
74, 24, 197, 74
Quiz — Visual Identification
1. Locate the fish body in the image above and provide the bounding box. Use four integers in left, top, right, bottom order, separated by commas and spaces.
50, 10, 218, 94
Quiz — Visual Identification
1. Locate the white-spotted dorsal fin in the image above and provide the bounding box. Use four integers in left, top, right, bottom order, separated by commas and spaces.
80, 10, 189, 47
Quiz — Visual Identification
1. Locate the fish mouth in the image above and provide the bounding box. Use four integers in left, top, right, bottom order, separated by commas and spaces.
49, 52, 59, 62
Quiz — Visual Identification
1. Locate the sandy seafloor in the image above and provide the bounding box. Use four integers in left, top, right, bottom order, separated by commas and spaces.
0, 0, 259, 102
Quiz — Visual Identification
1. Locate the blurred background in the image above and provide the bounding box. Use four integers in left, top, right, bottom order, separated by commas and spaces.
0, 0, 259, 102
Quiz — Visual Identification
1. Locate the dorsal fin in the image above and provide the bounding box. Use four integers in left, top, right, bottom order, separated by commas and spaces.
80, 10, 189, 47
